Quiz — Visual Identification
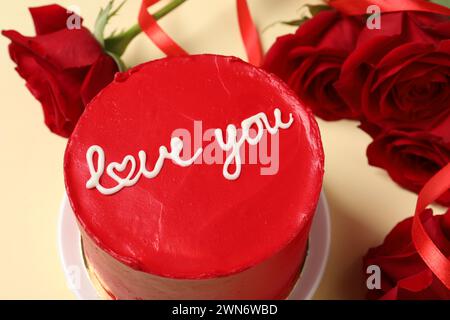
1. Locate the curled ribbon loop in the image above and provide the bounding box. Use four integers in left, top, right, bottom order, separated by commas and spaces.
236, 0, 263, 66
138, 0, 188, 56
328, 0, 450, 16
138, 0, 262, 65
413, 163, 450, 290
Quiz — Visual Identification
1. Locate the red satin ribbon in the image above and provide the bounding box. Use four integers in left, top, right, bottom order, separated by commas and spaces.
138, 0, 188, 56
328, 0, 450, 16
138, 0, 262, 65
412, 163, 450, 290
236, 0, 263, 66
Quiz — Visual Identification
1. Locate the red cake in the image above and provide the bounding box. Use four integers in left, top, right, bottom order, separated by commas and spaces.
64, 54, 324, 299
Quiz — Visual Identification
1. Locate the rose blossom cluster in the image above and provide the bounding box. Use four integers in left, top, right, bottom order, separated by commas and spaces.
263, 9, 450, 205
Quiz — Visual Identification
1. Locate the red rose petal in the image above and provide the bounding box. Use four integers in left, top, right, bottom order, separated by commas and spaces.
28, 28, 102, 69
80, 54, 119, 106
29, 4, 78, 35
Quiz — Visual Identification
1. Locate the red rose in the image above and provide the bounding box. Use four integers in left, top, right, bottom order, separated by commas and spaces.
337, 12, 450, 130
365, 116, 450, 206
2, 5, 118, 138
364, 209, 450, 300
263, 10, 364, 120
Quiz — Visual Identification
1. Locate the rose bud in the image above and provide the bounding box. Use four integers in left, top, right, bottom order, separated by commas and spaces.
263, 10, 364, 121
2, 4, 119, 138
364, 208, 450, 300
365, 116, 450, 206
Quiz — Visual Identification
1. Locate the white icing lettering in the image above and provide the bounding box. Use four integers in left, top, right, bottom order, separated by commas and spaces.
85, 108, 293, 195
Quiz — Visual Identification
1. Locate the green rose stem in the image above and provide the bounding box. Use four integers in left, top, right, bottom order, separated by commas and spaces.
105, 0, 187, 58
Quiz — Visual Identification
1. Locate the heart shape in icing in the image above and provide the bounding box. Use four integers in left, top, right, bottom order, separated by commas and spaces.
106, 155, 138, 186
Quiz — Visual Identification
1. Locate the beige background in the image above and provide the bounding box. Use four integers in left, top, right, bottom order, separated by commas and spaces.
0, 0, 439, 299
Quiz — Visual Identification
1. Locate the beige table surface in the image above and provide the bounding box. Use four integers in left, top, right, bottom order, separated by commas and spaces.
0, 0, 435, 300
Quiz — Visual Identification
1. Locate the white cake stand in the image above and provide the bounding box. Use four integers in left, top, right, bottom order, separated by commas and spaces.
58, 191, 331, 300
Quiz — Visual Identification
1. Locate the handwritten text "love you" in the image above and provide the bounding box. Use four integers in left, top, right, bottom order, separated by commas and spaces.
86, 108, 294, 195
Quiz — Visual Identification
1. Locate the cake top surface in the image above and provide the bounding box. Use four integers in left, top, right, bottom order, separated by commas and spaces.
64, 54, 324, 279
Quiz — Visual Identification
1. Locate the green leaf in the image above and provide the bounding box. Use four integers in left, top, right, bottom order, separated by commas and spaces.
109, 0, 127, 17
103, 0, 187, 58
429, 0, 450, 8
308, 4, 331, 16
104, 24, 141, 58
93, 0, 127, 46
280, 18, 308, 27
106, 50, 126, 72
268, 4, 331, 29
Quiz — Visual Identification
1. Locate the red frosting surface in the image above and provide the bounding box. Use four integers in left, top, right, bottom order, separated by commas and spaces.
65, 55, 324, 279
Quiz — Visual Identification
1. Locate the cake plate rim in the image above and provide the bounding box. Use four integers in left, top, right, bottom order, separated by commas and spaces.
58, 190, 331, 300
